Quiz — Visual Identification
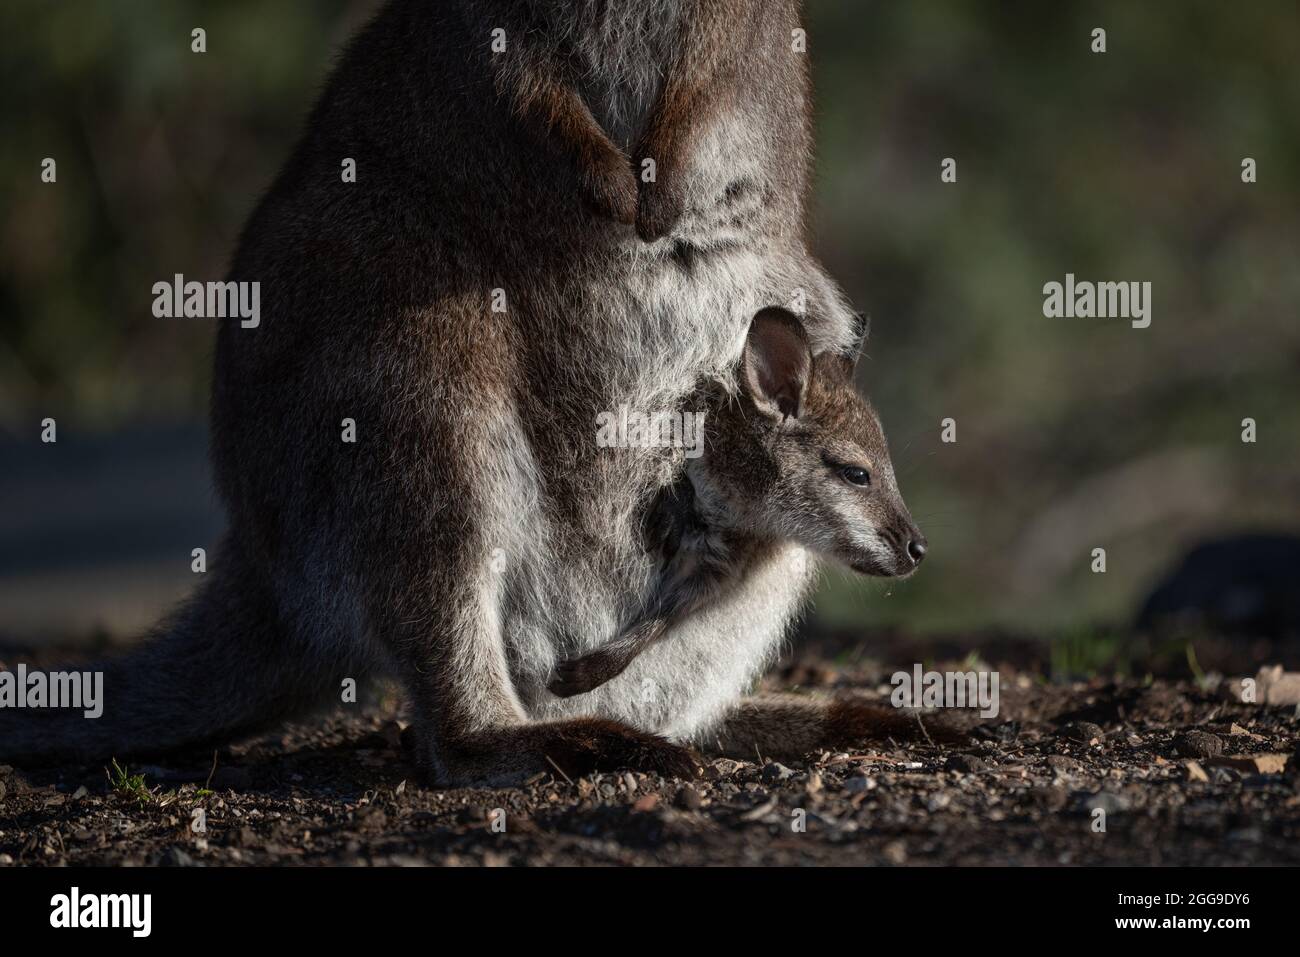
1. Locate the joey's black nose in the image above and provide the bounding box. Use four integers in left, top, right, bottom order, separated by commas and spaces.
907, 537, 928, 566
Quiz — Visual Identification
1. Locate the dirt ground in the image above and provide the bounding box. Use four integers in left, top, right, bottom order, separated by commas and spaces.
2, 633, 1298, 867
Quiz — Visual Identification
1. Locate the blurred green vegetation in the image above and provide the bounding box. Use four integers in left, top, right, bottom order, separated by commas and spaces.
807, 0, 1300, 632
0, 0, 372, 422
1, 1, 1297, 635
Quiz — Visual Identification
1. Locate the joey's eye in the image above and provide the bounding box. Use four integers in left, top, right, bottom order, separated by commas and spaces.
841, 466, 871, 487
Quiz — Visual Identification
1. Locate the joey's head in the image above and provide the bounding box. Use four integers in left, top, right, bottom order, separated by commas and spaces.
701, 307, 927, 577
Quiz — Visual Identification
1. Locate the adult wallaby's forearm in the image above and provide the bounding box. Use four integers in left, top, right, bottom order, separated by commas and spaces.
631, 0, 764, 239
455, 0, 642, 224
493, 49, 638, 223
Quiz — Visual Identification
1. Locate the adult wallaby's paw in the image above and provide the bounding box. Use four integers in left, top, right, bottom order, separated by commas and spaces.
548, 649, 625, 698
583, 152, 639, 225
542, 719, 704, 780
634, 176, 684, 242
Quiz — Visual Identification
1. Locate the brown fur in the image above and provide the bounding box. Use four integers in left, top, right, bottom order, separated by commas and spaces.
0, 1, 887, 783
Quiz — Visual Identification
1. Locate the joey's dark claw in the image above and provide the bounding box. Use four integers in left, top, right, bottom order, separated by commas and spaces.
549, 648, 631, 698
548, 657, 599, 698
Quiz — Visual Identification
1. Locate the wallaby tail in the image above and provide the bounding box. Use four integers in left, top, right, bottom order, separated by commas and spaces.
0, 537, 362, 766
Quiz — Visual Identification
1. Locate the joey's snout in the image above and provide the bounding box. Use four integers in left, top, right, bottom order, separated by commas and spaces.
843, 513, 928, 579
881, 517, 928, 577
906, 532, 927, 567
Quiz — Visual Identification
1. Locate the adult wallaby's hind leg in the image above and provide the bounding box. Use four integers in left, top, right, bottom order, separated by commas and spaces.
358, 413, 703, 787
369, 546, 704, 786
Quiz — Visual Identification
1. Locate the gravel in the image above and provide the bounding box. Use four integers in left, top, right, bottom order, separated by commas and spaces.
1, 642, 1297, 866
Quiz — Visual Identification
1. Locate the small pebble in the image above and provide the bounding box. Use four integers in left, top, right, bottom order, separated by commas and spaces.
1062, 721, 1104, 743
883, 841, 907, 864
844, 774, 874, 794
160, 846, 195, 867
760, 762, 795, 785
210, 766, 252, 790
1173, 731, 1223, 759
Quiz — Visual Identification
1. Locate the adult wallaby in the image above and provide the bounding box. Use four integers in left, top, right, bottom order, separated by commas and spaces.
2, 0, 924, 784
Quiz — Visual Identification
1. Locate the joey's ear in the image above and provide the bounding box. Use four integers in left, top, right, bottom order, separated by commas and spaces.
741, 307, 812, 420
834, 311, 870, 379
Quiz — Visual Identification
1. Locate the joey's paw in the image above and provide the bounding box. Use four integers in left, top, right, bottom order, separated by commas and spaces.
548, 650, 622, 698
634, 177, 685, 242
548, 658, 599, 698
543, 719, 704, 781
584, 154, 638, 225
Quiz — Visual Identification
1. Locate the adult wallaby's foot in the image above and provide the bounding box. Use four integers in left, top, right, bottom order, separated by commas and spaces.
548, 647, 634, 698
707, 694, 969, 761
426, 719, 705, 787
539, 719, 705, 781
823, 699, 968, 748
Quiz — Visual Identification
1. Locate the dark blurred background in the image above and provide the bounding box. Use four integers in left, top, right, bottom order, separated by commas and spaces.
1, 1, 1297, 650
